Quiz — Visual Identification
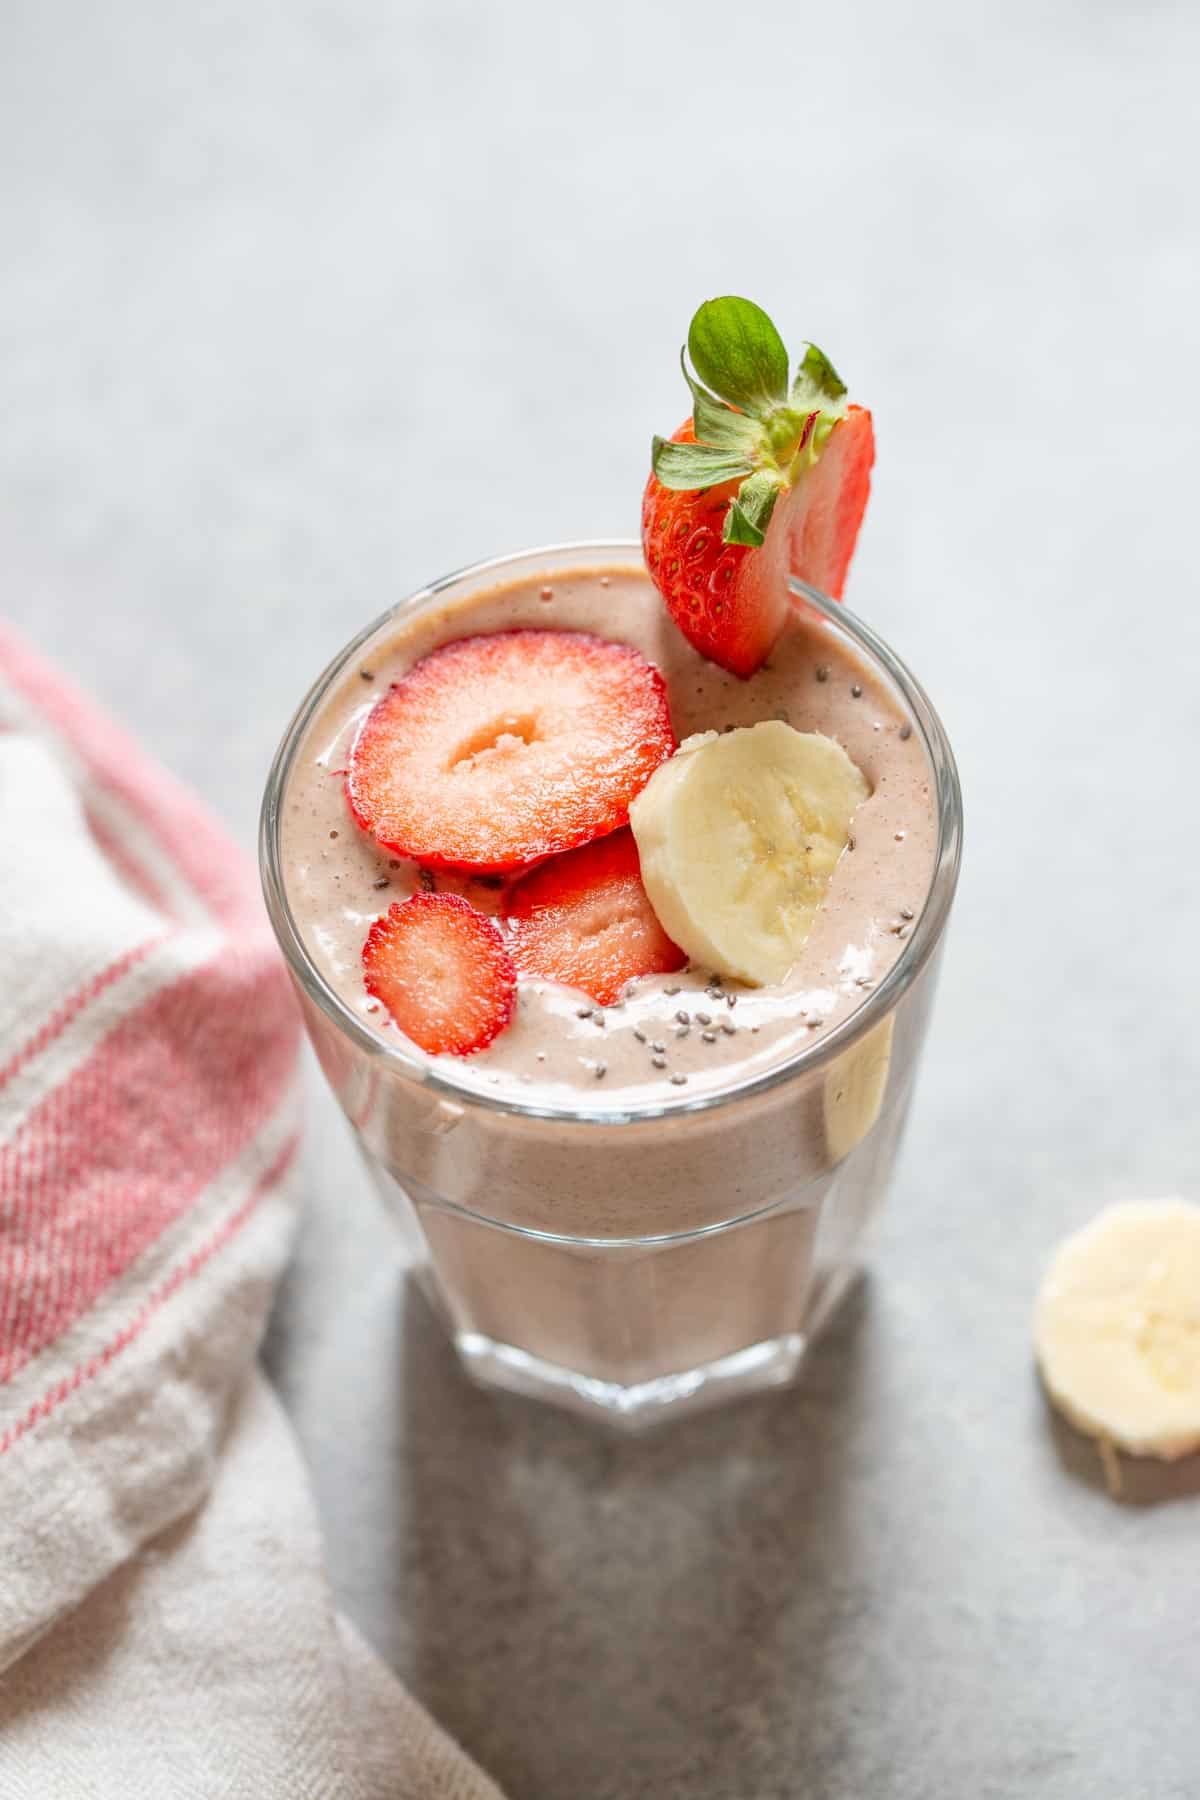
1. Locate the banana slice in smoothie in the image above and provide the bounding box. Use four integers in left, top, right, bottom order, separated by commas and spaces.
629, 721, 868, 986
1034, 1199, 1200, 1461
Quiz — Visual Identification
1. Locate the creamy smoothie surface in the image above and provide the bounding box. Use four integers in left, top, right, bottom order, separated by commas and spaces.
280, 563, 936, 1110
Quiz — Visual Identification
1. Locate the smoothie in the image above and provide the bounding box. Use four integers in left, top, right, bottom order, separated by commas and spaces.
260, 296, 961, 1422
281, 563, 936, 1113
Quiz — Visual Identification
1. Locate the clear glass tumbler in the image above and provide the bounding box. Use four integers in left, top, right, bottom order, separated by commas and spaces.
260, 543, 962, 1429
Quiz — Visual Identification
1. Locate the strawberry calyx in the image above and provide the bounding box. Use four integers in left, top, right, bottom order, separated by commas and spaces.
650, 298, 849, 549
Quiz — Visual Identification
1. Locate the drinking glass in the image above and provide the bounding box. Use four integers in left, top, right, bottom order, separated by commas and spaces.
260, 543, 962, 1428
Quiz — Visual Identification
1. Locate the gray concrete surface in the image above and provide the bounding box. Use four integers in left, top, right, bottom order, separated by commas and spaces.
4, 3, 1200, 1795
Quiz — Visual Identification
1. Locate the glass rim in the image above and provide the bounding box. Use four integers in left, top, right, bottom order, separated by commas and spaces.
259, 538, 963, 1127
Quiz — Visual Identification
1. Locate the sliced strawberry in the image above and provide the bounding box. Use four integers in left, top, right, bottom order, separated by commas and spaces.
503, 828, 685, 1006
789, 405, 875, 602
642, 422, 791, 679
347, 630, 675, 874
642, 297, 874, 678
362, 893, 516, 1055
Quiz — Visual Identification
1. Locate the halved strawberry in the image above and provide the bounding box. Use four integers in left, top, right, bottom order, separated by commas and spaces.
347, 630, 675, 874
642, 297, 874, 678
503, 827, 685, 1006
362, 893, 516, 1055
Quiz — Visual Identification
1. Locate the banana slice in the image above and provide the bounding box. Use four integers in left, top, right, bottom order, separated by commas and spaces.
628, 721, 869, 986
1034, 1199, 1200, 1462
823, 1014, 894, 1163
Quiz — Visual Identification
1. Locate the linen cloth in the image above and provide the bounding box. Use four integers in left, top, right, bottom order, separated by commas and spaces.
0, 627, 503, 1800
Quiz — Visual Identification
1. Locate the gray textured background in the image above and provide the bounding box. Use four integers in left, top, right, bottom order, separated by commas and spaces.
4, 3, 1200, 1796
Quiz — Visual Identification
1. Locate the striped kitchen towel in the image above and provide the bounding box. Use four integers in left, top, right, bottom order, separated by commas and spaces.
0, 626, 503, 1800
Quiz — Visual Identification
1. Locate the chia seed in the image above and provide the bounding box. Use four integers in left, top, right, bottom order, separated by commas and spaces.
576, 1006, 593, 1019
669, 1072, 687, 1086
725, 993, 737, 1008
720, 1019, 736, 1035
651, 1041, 666, 1055
651, 1054, 667, 1070
593, 1061, 607, 1079
899, 723, 912, 741
675, 1025, 689, 1039
815, 665, 830, 683
900, 907, 915, 921
373, 878, 390, 889
359, 669, 375, 682
663, 985, 681, 996
592, 1012, 606, 1027
850, 683, 863, 698
675, 1010, 690, 1024
633, 1029, 647, 1044
695, 1012, 712, 1027
329, 830, 339, 839
701, 1030, 717, 1044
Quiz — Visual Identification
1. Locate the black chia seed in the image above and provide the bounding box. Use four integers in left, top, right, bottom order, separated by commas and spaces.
675, 1025, 689, 1039
593, 1062, 607, 1079
664, 985, 681, 996
720, 1019, 735, 1035
900, 907, 915, 921
701, 1030, 717, 1044
651, 1054, 667, 1070
651, 1041, 666, 1055
899, 723, 912, 741
850, 683, 863, 698
633, 1029, 647, 1044
725, 993, 737, 1008
669, 1072, 687, 1086
576, 1006, 593, 1019
373, 877, 390, 890
329, 829, 339, 839
360, 669, 375, 682
675, 1010, 690, 1024
815, 665, 830, 683
695, 1012, 712, 1027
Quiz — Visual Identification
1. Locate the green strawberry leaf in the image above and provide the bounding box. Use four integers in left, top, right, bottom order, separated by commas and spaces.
651, 435, 755, 491
687, 298, 790, 420
679, 350, 763, 454
722, 469, 784, 547
693, 388, 762, 454
791, 343, 848, 412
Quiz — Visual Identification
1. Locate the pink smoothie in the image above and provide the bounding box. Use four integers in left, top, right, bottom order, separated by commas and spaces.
280, 561, 936, 1112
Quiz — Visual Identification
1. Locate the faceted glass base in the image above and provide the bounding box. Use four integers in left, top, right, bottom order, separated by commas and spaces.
454, 1328, 810, 1430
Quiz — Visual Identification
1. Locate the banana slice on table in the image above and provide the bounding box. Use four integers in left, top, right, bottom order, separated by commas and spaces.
1034, 1199, 1200, 1462
629, 722, 869, 986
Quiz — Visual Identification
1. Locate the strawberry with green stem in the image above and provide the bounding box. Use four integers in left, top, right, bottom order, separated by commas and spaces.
642, 296, 875, 678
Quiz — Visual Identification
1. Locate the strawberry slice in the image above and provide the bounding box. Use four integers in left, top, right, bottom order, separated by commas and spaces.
362, 893, 516, 1055
642, 296, 874, 678
347, 630, 675, 874
503, 828, 685, 1006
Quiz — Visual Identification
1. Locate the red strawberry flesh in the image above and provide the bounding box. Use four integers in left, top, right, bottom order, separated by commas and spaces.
788, 405, 874, 602
347, 629, 675, 874
503, 828, 685, 1007
642, 297, 874, 677
362, 892, 516, 1056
